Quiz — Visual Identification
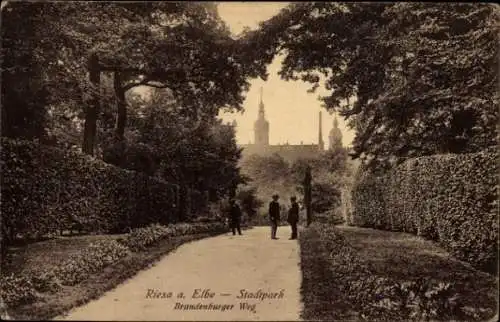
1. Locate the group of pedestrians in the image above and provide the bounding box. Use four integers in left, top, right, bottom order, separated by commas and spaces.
228, 194, 300, 240
269, 194, 299, 240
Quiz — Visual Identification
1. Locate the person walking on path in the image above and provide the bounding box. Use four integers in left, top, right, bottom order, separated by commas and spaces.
269, 194, 281, 239
287, 196, 299, 240
229, 199, 242, 236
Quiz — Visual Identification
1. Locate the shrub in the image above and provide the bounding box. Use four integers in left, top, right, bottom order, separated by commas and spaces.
351, 170, 387, 229
30, 270, 60, 293
190, 216, 215, 223
53, 240, 130, 286
0, 274, 37, 308
301, 224, 484, 321
236, 187, 263, 219
340, 188, 354, 226
1, 221, 227, 309
315, 208, 345, 225
351, 151, 498, 271
0, 138, 180, 242
121, 223, 170, 252
191, 222, 227, 234
311, 182, 341, 214
369, 280, 465, 321
120, 222, 227, 252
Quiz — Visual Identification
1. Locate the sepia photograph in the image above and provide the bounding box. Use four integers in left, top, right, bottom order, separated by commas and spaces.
0, 1, 498, 321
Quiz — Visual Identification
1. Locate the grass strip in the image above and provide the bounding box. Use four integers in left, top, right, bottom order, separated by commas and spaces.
298, 225, 358, 321
298, 223, 498, 321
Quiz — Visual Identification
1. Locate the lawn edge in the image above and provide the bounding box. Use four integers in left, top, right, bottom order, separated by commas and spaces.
298, 223, 499, 321
5, 230, 228, 321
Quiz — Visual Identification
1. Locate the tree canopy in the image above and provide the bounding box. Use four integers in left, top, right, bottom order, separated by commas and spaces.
3, 2, 497, 196
1, 2, 270, 153
249, 3, 499, 170
239, 147, 349, 213
102, 88, 243, 199
1, 2, 264, 206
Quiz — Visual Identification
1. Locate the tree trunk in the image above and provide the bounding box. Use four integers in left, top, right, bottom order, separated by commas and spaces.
114, 71, 127, 141
304, 166, 312, 226
82, 53, 100, 155
229, 180, 237, 200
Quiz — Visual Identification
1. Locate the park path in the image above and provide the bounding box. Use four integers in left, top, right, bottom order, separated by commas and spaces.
56, 226, 303, 321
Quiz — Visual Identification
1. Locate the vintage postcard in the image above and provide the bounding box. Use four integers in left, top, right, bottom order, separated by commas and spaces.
1, 1, 498, 321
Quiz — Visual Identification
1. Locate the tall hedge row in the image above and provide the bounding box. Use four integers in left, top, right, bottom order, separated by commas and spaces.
1, 138, 179, 241
351, 150, 498, 272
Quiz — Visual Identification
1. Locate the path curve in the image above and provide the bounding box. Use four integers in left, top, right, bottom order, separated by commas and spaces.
56, 226, 303, 321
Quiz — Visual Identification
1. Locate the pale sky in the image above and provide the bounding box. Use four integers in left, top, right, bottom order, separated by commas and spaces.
216, 2, 355, 147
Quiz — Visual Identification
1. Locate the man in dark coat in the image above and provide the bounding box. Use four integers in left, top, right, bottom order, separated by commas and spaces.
229, 199, 242, 235
269, 194, 280, 239
287, 196, 299, 240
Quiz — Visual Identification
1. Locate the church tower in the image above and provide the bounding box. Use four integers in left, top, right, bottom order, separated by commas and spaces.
254, 87, 269, 146
329, 116, 343, 149
318, 111, 324, 151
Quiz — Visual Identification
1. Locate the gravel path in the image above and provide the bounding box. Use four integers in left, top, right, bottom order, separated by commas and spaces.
56, 226, 302, 321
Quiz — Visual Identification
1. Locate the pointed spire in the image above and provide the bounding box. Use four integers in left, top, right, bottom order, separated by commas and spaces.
258, 86, 265, 118
254, 85, 269, 146
333, 116, 339, 128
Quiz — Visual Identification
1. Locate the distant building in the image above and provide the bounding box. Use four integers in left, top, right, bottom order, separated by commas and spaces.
237, 88, 342, 163
329, 116, 343, 150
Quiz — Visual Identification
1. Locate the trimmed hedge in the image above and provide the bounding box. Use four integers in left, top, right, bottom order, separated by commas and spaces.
1, 138, 179, 241
0, 222, 228, 308
351, 150, 498, 271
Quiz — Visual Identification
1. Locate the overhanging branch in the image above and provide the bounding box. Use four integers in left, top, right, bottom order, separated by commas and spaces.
122, 74, 178, 92
123, 77, 152, 91
142, 82, 171, 89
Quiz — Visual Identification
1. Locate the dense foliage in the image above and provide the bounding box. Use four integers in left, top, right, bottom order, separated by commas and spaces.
314, 208, 345, 225
235, 187, 263, 219
250, 3, 499, 170
120, 222, 226, 252
2, 2, 249, 239
239, 147, 348, 216
0, 221, 226, 308
292, 148, 348, 213
1, 2, 270, 153
239, 153, 293, 204
0, 274, 37, 308
104, 90, 243, 202
1, 138, 179, 246
1, 2, 50, 141
351, 150, 498, 272
53, 240, 130, 286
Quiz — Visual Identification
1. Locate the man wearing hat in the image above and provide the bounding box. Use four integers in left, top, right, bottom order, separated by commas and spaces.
269, 194, 281, 239
229, 199, 242, 236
